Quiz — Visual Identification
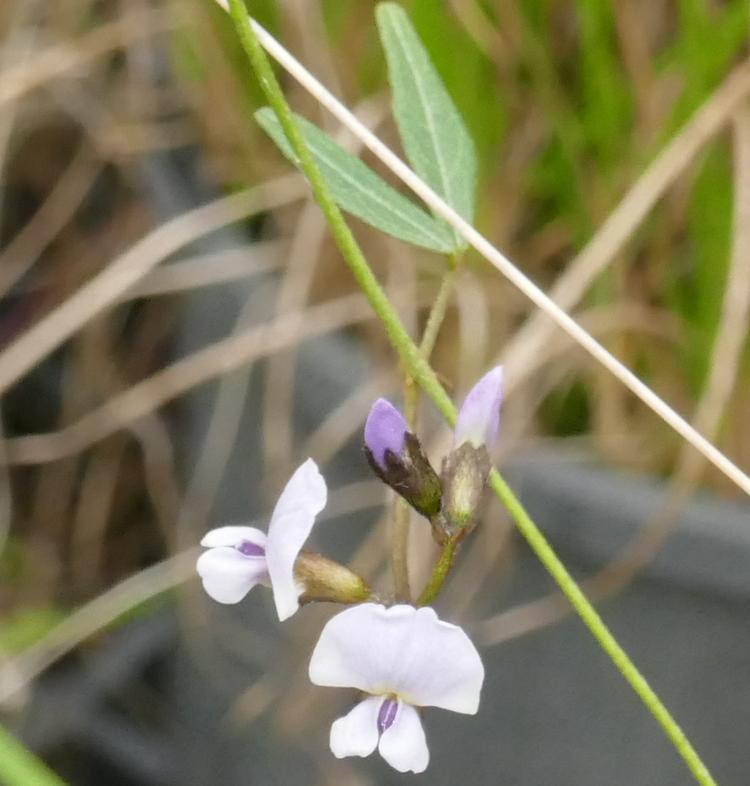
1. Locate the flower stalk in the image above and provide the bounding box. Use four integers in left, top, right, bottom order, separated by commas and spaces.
393, 259, 461, 600
417, 538, 458, 607
224, 4, 718, 784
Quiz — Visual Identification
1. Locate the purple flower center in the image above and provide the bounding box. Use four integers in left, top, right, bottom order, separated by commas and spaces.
377, 696, 399, 733
237, 539, 265, 557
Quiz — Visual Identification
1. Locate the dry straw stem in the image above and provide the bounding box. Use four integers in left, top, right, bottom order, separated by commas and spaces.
0, 174, 305, 394
224, 7, 719, 781
125, 244, 286, 299
0, 8, 177, 108
592, 102, 750, 587
262, 198, 334, 486
2, 285, 435, 467
0, 550, 197, 708
501, 62, 750, 385
301, 367, 398, 465
0, 479, 386, 708
262, 96, 389, 487
1, 293, 369, 465
220, 6, 750, 499
173, 285, 279, 561
0, 145, 100, 296
0, 3, 39, 227
476, 103, 750, 648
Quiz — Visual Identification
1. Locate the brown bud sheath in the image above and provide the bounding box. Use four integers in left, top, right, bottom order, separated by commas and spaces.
439, 442, 491, 537
294, 552, 373, 606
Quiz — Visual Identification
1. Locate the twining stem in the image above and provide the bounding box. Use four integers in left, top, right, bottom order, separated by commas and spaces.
392, 261, 461, 601
226, 5, 717, 785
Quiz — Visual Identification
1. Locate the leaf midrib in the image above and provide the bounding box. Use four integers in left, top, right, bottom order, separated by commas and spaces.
388, 15, 455, 216
299, 125, 450, 247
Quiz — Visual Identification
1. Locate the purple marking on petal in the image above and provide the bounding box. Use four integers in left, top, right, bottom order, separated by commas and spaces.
237, 540, 266, 557
377, 696, 399, 734
454, 366, 504, 449
364, 399, 408, 470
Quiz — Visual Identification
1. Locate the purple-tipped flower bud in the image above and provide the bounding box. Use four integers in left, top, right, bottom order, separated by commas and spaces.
454, 366, 504, 449
364, 399, 408, 471
436, 367, 503, 540
364, 399, 442, 519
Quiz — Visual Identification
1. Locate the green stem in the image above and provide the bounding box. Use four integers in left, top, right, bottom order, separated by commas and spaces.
390, 497, 412, 601
487, 470, 715, 786
393, 262, 461, 601
0, 725, 68, 786
227, 0, 454, 423
225, 6, 717, 785
417, 538, 458, 606
418, 260, 459, 361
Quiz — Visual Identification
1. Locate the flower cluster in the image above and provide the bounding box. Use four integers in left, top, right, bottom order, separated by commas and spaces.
366, 366, 503, 542
196, 368, 503, 773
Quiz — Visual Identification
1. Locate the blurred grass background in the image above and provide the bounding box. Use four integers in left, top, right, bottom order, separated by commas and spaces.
1, 0, 750, 782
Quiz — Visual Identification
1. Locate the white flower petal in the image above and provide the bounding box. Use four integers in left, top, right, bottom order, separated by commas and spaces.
265, 458, 327, 621
308, 604, 483, 713
196, 547, 268, 604
200, 526, 267, 549
309, 603, 406, 694
329, 696, 380, 760
394, 610, 484, 714
378, 703, 429, 774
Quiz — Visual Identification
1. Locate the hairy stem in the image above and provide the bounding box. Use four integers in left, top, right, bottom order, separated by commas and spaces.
225, 5, 717, 785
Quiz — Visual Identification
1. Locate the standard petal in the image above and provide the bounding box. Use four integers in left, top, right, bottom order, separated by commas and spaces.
200, 526, 267, 549
378, 703, 429, 774
265, 459, 327, 621
309, 603, 406, 694
329, 696, 380, 760
454, 366, 503, 449
196, 547, 268, 604
308, 604, 483, 713
392, 609, 484, 713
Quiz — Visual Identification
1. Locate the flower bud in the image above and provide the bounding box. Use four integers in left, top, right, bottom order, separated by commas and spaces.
438, 367, 503, 537
364, 399, 442, 519
294, 552, 372, 606
364, 398, 408, 471
439, 442, 491, 536
454, 366, 503, 450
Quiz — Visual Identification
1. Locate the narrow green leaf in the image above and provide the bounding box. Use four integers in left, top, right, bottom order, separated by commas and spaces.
255, 108, 455, 253
376, 2, 477, 246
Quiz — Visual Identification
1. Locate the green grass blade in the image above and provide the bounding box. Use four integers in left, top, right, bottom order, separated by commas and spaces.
375, 2, 477, 245
255, 107, 455, 253
0, 726, 68, 786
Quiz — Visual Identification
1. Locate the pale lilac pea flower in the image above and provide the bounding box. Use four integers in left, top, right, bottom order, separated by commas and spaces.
364, 398, 408, 470
196, 458, 326, 621
454, 366, 504, 449
309, 603, 484, 774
